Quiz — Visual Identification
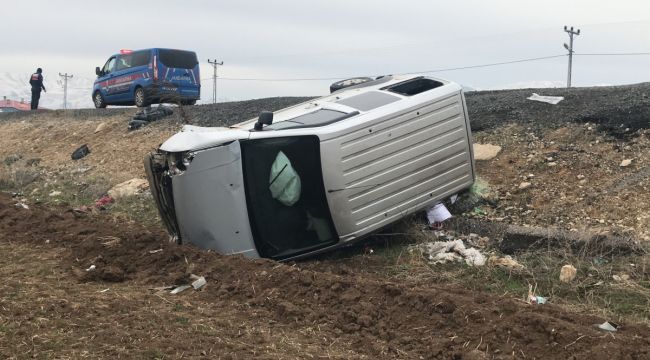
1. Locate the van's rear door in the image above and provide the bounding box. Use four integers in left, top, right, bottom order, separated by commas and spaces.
156, 49, 200, 98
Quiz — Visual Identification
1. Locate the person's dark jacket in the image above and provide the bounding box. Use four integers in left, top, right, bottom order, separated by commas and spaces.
29, 73, 46, 92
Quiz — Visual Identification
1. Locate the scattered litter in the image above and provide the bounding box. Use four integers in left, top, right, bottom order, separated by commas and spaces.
107, 178, 149, 199
45, 239, 50, 244
71, 144, 90, 160
620, 159, 633, 167
170, 285, 192, 294
86, 265, 96, 272
595, 321, 619, 332
489, 256, 524, 270
473, 143, 502, 161
527, 93, 564, 105
518, 182, 532, 190
94, 195, 114, 209
472, 207, 486, 216
49, 190, 62, 197
190, 274, 207, 290
527, 284, 547, 305
100, 236, 121, 248
413, 239, 486, 266
129, 105, 174, 130
426, 202, 452, 224
449, 194, 459, 204
559, 264, 577, 283
593, 257, 608, 265
128, 119, 148, 131
98, 288, 110, 293
149, 248, 163, 254
14, 202, 29, 209
612, 274, 630, 282
94, 122, 106, 133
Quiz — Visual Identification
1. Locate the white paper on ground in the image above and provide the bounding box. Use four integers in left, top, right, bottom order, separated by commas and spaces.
426, 203, 452, 224
527, 93, 564, 105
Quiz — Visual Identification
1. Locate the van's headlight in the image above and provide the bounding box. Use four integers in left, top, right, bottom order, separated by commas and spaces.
182, 153, 194, 167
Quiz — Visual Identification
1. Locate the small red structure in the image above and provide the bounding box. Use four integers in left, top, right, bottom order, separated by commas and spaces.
0, 97, 32, 112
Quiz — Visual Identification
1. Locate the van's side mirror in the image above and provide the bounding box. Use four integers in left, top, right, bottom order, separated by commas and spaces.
254, 111, 273, 130
95, 67, 102, 76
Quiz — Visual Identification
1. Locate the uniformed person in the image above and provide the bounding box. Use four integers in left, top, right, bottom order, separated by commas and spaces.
29, 68, 46, 110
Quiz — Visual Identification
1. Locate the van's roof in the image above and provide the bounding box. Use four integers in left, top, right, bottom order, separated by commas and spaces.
110, 48, 197, 57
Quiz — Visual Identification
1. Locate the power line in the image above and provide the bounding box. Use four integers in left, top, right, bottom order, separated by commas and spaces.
212, 54, 568, 82
575, 52, 650, 56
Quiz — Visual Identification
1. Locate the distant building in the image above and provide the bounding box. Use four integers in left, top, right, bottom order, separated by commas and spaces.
0, 96, 31, 112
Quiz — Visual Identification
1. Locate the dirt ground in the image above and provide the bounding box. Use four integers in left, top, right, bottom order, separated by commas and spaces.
1, 85, 650, 358
2, 193, 650, 359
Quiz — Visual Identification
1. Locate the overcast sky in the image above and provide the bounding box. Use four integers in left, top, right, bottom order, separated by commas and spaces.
2, 0, 650, 107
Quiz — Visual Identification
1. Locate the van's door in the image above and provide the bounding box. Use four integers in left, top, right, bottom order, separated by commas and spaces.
96, 56, 117, 102
111, 50, 152, 102
156, 49, 200, 100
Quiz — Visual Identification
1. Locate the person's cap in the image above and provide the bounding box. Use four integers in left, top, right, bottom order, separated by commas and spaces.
37, 68, 42, 73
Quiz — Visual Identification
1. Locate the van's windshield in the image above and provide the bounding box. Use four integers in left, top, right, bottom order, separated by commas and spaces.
241, 136, 339, 259
159, 49, 198, 69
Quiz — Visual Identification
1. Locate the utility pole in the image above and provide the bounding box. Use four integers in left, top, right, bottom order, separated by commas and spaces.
58, 72, 73, 109
563, 26, 580, 88
207, 59, 223, 104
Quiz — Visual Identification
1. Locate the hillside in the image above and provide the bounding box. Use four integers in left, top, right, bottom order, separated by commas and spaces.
1, 84, 649, 358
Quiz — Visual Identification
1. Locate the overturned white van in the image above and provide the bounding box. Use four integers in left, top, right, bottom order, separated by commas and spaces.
145, 75, 476, 260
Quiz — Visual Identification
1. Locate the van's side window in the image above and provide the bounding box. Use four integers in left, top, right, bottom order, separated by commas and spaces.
103, 57, 116, 75
116, 51, 151, 71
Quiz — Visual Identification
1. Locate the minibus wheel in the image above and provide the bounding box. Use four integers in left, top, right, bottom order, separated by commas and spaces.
134, 87, 149, 107
93, 91, 107, 109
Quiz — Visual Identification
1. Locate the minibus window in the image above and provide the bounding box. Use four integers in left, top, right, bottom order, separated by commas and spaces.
159, 49, 198, 69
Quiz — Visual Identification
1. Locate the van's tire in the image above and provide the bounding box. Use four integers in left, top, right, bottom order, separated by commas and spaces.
93, 91, 107, 109
181, 99, 196, 106
329, 77, 373, 93
134, 87, 149, 108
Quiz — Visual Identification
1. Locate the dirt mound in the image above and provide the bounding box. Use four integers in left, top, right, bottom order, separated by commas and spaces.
2, 192, 649, 358
466, 82, 650, 135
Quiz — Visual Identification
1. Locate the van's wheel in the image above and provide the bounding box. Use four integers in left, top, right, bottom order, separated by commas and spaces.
134, 87, 148, 107
181, 99, 196, 106
93, 91, 107, 108
329, 77, 373, 93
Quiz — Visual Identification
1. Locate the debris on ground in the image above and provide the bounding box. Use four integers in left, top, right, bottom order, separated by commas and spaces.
129, 105, 174, 130
107, 178, 149, 199
14, 202, 29, 209
527, 285, 548, 305
191, 274, 207, 290
413, 239, 486, 266
426, 202, 452, 229
71, 144, 90, 160
94, 195, 114, 209
473, 143, 502, 160
620, 159, 633, 167
488, 255, 524, 270
526, 93, 564, 105
170, 285, 192, 294
49, 190, 62, 197
168, 274, 207, 294
612, 274, 630, 282
595, 321, 619, 332
85, 264, 96, 272
94, 122, 106, 133
560, 264, 578, 283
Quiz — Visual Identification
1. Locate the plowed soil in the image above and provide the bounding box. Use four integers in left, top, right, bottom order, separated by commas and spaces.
2, 193, 649, 359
